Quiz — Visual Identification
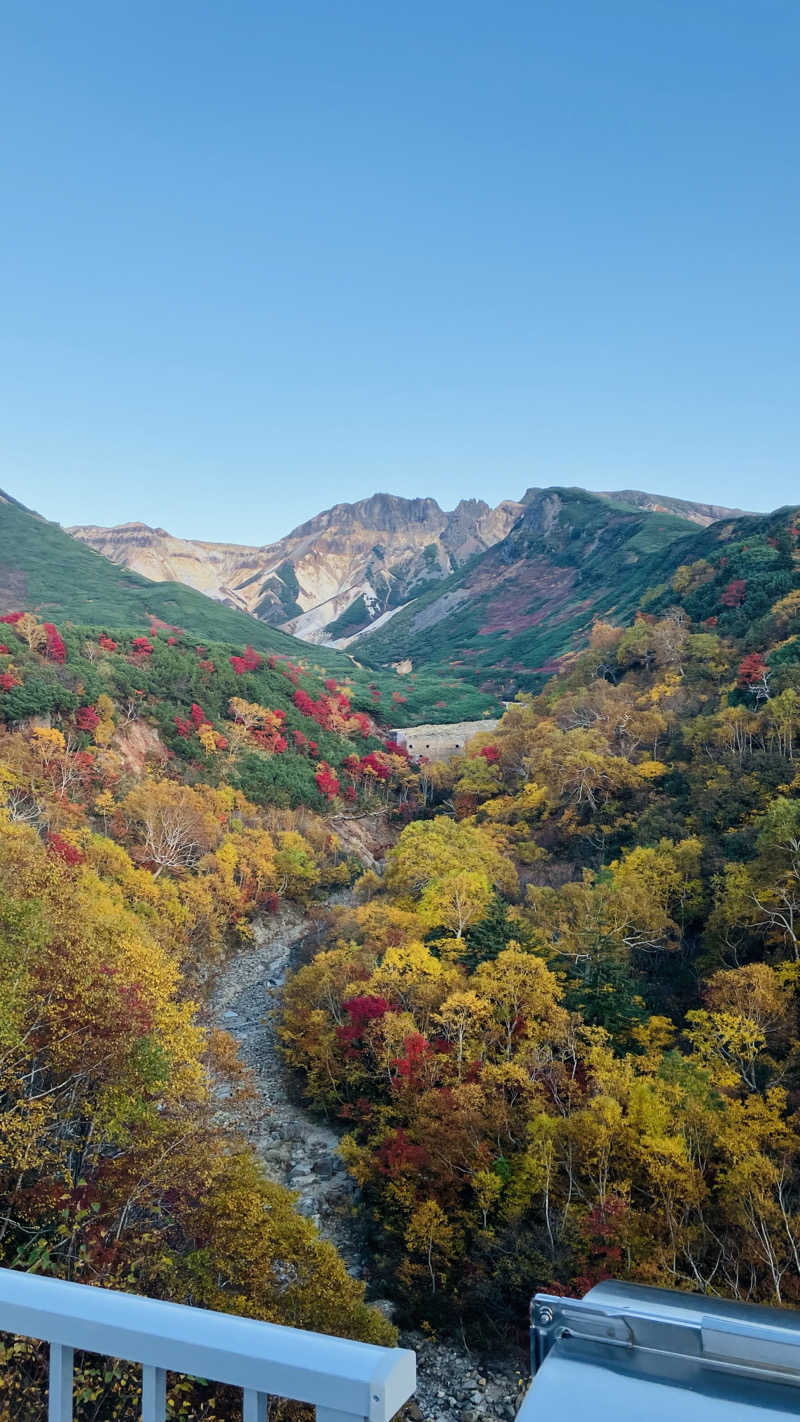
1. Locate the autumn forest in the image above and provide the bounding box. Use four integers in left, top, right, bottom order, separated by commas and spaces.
1, 501, 800, 1415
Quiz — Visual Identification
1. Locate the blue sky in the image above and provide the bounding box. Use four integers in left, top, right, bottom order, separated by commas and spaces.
1, 1, 798, 544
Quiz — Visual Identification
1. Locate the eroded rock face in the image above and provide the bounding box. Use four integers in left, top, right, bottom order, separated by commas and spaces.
68, 494, 524, 644
111, 717, 169, 775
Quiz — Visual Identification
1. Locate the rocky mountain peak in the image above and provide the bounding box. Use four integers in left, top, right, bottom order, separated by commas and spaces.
67, 482, 752, 651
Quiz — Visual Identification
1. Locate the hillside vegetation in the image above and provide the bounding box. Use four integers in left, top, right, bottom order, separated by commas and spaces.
0, 492, 317, 659
354, 488, 788, 692
0, 492, 500, 727
0, 605, 422, 1415
281, 505, 800, 1340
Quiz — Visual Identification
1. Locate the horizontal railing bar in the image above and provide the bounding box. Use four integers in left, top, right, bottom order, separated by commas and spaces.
0, 1269, 414, 1422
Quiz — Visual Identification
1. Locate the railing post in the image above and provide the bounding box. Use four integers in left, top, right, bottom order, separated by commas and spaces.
243, 1388, 268, 1421
315, 1411, 368, 1422
48, 1342, 74, 1422
141, 1364, 166, 1421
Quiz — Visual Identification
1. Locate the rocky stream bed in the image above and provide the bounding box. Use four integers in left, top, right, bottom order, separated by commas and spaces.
209, 905, 528, 1422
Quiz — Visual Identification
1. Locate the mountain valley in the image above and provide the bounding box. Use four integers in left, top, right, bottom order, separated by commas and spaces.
2, 481, 800, 1417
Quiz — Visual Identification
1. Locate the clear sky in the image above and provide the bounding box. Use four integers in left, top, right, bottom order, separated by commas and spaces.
1, 1, 798, 544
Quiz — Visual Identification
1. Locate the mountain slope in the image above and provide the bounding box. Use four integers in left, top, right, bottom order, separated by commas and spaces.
0, 490, 502, 725
598, 488, 753, 525
69, 488, 750, 648
70, 493, 524, 644
351, 487, 774, 691
0, 490, 348, 663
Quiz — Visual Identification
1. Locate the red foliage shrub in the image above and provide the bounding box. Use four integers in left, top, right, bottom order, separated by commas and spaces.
390, 1033, 433, 1086
383, 739, 409, 759
76, 705, 99, 733
251, 729, 287, 754
314, 761, 339, 799
230, 645, 262, 675
43, 623, 66, 664
46, 833, 85, 866
376, 1127, 427, 1178
721, 579, 746, 607
737, 653, 768, 688
293, 688, 317, 718
359, 751, 390, 781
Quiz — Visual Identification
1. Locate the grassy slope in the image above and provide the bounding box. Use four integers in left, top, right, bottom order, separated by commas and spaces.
0, 495, 501, 726
0, 496, 347, 661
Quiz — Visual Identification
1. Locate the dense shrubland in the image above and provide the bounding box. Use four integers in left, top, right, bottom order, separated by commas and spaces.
280, 512, 800, 1342
0, 613, 406, 1417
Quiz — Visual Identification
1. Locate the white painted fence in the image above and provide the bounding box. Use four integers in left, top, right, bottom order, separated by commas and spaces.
0, 1267, 415, 1422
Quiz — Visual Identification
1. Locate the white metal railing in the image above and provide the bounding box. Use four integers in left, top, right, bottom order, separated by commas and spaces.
0, 1267, 415, 1421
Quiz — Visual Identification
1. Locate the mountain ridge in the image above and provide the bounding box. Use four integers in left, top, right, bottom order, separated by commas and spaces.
351, 486, 794, 691
68, 486, 747, 647
69, 492, 525, 644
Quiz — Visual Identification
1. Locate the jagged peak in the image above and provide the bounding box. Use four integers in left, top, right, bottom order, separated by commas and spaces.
287, 493, 448, 540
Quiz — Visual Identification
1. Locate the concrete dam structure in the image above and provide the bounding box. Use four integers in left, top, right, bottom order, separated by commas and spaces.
394, 718, 499, 761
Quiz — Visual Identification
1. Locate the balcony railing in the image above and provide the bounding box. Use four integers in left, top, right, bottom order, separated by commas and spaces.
0, 1266, 416, 1421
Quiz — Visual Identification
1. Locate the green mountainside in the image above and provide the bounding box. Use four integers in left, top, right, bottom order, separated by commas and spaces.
0, 491, 500, 726
0, 491, 338, 661
353, 487, 793, 693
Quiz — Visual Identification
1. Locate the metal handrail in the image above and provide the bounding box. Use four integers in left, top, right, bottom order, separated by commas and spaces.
0, 1266, 415, 1422
520, 1280, 800, 1420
